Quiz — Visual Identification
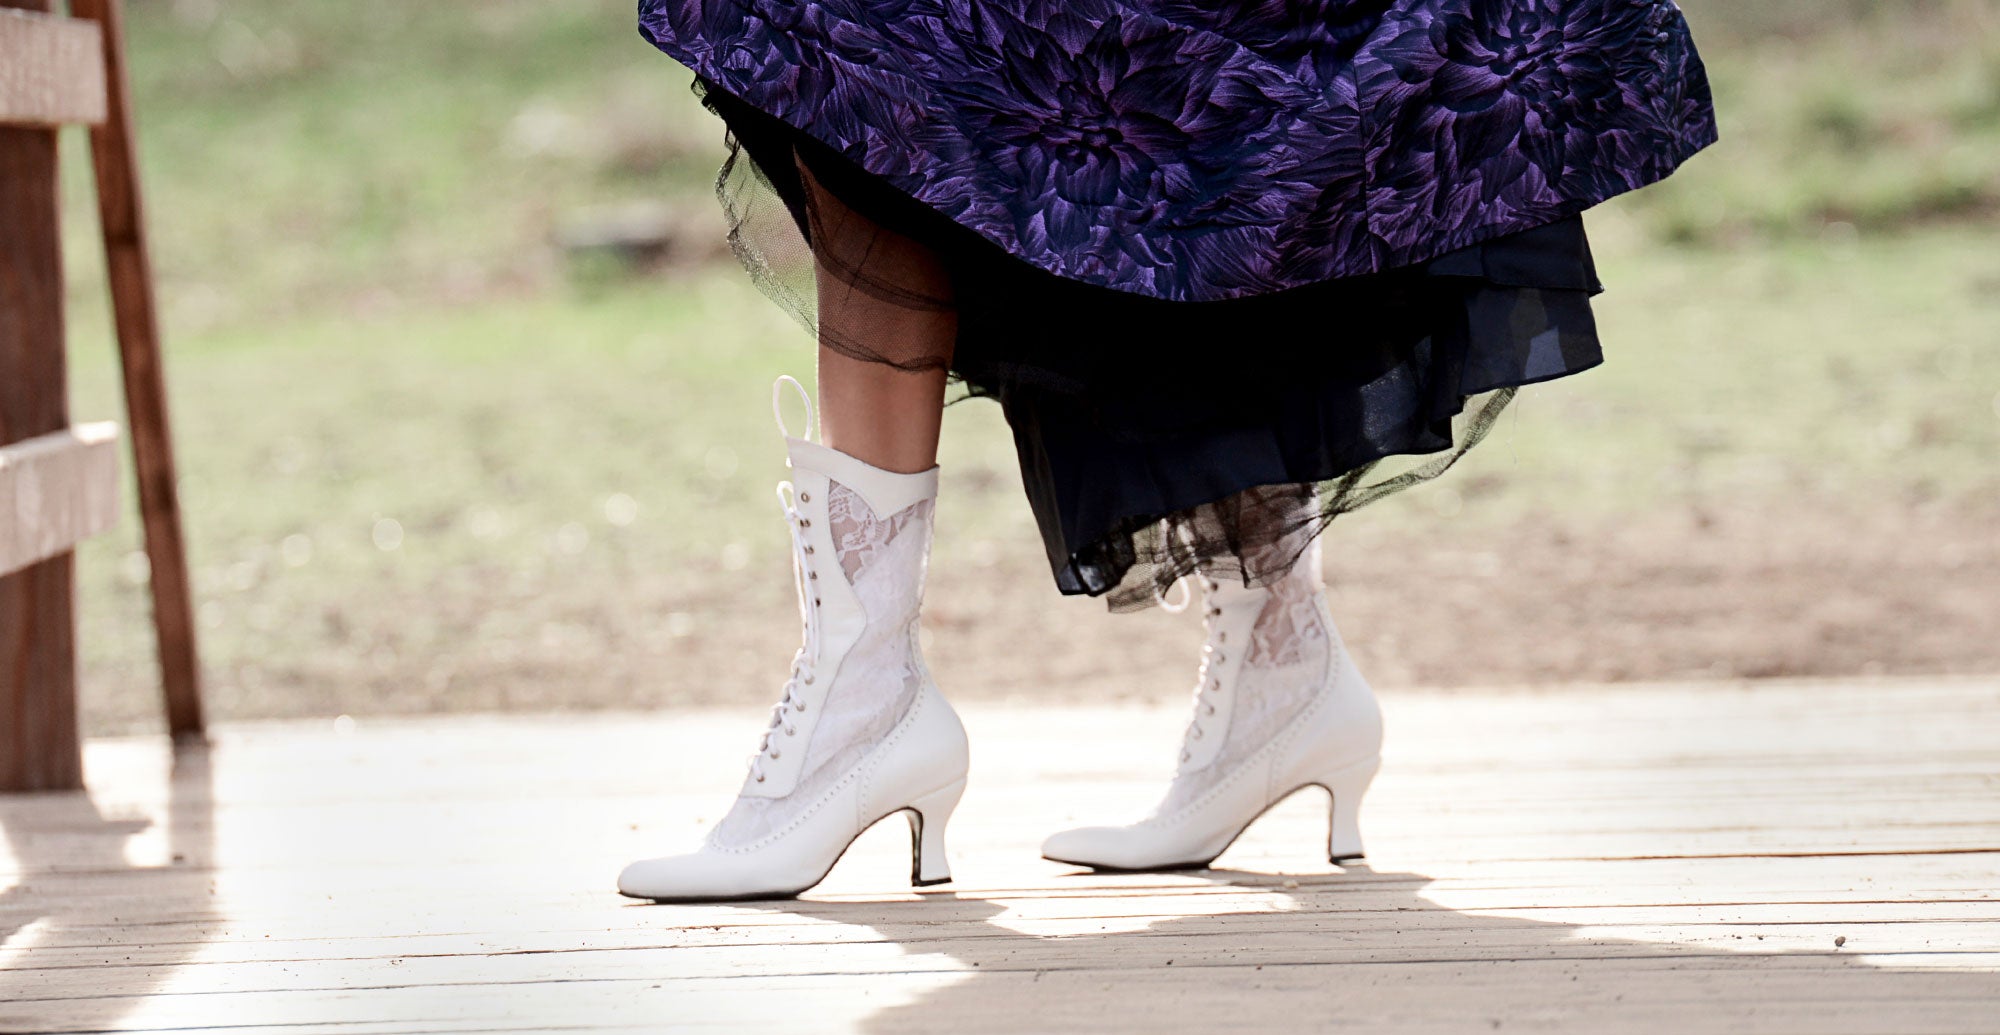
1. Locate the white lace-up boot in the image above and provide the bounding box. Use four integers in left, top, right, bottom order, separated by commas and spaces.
618, 378, 969, 902
1041, 538, 1382, 871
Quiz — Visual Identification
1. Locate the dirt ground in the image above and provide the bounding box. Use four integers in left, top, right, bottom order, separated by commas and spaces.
1287, 496, 1997, 687
103, 493, 1992, 736
923, 495, 2000, 702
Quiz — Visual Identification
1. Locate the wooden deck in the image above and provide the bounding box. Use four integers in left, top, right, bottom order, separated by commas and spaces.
4, 677, 1999, 1032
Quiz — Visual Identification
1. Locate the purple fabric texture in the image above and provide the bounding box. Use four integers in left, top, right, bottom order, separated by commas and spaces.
638, 0, 1716, 302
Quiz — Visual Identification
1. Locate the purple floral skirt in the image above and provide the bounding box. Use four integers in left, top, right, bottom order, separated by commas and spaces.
639, 3, 1715, 608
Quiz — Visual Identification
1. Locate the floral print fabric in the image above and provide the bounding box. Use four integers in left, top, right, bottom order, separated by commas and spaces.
639, 0, 1715, 302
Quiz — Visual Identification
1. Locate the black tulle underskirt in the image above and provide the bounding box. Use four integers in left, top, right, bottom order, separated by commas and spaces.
694, 80, 1605, 610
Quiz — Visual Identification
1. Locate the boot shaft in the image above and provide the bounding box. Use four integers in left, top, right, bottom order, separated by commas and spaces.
1178, 537, 1337, 777
737, 433, 941, 804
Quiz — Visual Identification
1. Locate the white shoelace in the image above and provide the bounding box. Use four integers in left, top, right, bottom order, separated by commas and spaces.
750, 479, 822, 784
1180, 576, 1227, 765
746, 374, 827, 786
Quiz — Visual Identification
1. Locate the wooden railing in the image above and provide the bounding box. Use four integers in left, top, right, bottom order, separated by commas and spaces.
1, 0, 201, 791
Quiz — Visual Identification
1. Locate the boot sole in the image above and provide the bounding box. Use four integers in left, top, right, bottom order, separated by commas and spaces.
620, 785, 963, 903
1041, 777, 1369, 874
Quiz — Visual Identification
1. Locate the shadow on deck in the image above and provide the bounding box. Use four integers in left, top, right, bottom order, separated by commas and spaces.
1, 678, 1997, 1032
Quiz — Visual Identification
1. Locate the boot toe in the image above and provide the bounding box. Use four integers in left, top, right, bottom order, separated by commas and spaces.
616, 855, 682, 900
1041, 826, 1147, 870
617, 853, 734, 901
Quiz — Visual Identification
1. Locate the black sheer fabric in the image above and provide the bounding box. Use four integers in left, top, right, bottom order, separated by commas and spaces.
693, 79, 1604, 610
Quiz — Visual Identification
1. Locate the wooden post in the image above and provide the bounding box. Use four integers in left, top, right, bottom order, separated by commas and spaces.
71, 0, 205, 740
0, 0, 84, 791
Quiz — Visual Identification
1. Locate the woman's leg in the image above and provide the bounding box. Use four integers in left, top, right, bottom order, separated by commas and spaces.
795, 151, 956, 472
619, 145, 971, 902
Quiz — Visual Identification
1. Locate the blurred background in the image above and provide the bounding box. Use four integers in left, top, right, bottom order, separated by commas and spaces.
55, 0, 1999, 735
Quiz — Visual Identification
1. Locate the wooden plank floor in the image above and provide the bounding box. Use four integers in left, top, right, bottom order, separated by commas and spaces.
4, 678, 1998, 1033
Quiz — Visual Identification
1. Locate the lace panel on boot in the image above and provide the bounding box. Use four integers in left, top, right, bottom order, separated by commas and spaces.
1219, 571, 1329, 772
711, 480, 932, 847
828, 483, 929, 582
1233, 497, 1322, 671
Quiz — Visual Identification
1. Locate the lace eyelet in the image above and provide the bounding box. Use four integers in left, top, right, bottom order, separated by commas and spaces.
809, 572, 818, 580
799, 492, 810, 502
769, 749, 781, 759
1205, 704, 1216, 715
800, 518, 811, 528
804, 546, 815, 554
755, 774, 766, 782
803, 676, 815, 685
785, 727, 796, 736
1191, 728, 1203, 740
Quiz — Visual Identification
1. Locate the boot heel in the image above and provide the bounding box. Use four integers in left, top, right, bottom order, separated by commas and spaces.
905, 777, 967, 887
1322, 756, 1380, 863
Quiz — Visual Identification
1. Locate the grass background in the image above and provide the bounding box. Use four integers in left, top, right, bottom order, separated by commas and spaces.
45, 0, 2000, 733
